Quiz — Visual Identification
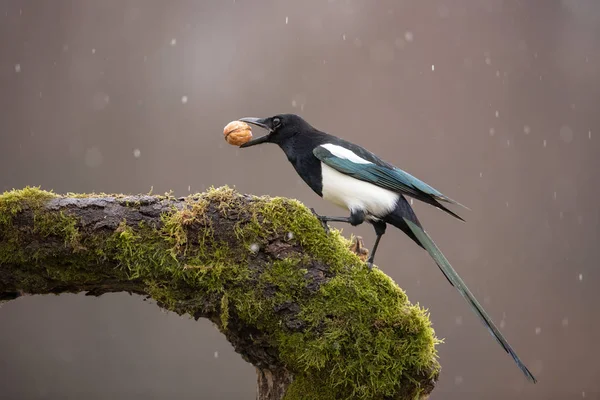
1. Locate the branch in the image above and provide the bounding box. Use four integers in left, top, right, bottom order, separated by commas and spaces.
0, 186, 440, 400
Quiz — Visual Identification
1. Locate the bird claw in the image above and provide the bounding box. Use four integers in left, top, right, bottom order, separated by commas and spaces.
365, 260, 374, 271
310, 208, 330, 234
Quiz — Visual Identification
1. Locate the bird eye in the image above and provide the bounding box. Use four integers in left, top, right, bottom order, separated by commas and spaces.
272, 118, 281, 128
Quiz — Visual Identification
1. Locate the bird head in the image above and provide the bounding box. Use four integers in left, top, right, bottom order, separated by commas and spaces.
237, 114, 310, 148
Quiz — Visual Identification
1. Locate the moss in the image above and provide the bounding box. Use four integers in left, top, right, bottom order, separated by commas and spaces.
1, 185, 440, 399
220, 293, 230, 330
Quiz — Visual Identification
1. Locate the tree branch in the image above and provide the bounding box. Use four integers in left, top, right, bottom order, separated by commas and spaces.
0, 186, 440, 400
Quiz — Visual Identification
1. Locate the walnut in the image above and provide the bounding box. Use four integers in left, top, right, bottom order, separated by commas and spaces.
223, 121, 253, 146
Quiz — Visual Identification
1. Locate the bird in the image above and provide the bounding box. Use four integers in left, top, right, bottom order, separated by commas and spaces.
236, 113, 537, 383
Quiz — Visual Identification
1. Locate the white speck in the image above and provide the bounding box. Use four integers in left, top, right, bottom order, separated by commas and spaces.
170, 38, 177, 46
479, 172, 483, 178
553, 191, 557, 200
286, 232, 294, 240
582, 391, 586, 398
485, 56, 492, 65
14, 64, 21, 73
455, 316, 463, 325
506, 139, 510, 147
589, 130, 592, 139
285, 16, 288, 24
133, 148, 141, 158
454, 376, 463, 385
250, 243, 260, 253
535, 327, 541, 335
404, 31, 414, 42
496, 70, 500, 77
214, 351, 219, 359
559, 125, 574, 143
489, 128, 495, 136
495, 110, 499, 118
410, 198, 414, 205
578, 273, 583, 281
500, 319, 506, 329
92, 48, 96, 54
524, 125, 531, 135
561, 318, 569, 327
505, 201, 509, 208
431, 64, 435, 71
92, 92, 110, 111
559, 211, 564, 219
181, 95, 188, 104
543, 139, 547, 147
188, 185, 191, 192
342, 34, 346, 40
291, 100, 297, 107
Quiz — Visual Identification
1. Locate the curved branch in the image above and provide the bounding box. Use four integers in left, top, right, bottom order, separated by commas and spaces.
0, 186, 440, 400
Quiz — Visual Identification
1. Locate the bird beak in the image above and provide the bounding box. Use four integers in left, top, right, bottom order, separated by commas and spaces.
238, 117, 272, 148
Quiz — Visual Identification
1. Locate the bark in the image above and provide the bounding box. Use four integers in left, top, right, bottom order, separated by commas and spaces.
0, 187, 439, 400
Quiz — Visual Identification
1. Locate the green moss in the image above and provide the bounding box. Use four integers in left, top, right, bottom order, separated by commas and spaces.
220, 294, 230, 330
1, 185, 440, 399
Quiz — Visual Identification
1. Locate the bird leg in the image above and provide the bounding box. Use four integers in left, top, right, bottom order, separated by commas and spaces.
310, 208, 366, 234
366, 221, 387, 270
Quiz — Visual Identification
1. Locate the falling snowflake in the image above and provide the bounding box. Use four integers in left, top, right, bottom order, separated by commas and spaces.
285, 16, 288, 24
170, 38, 177, 46
404, 31, 414, 42
524, 125, 531, 135
495, 110, 499, 118
181, 95, 188, 104
561, 318, 569, 327
214, 351, 219, 359
578, 273, 583, 281
431, 64, 435, 71
535, 327, 541, 335
14, 64, 21, 73
133, 148, 141, 158
543, 139, 547, 147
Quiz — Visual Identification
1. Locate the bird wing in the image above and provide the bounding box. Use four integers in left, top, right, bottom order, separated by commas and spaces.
313, 144, 467, 221
404, 218, 537, 383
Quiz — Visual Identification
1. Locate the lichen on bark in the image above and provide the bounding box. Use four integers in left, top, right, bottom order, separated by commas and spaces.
0, 186, 440, 399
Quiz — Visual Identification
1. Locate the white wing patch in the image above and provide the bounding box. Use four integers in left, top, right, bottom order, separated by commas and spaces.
320, 143, 372, 165
320, 163, 399, 217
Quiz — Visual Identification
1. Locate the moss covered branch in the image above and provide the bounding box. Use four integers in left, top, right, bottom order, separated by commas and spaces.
0, 186, 440, 400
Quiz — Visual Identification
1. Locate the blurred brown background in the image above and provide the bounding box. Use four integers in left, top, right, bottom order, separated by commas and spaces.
1, 1, 599, 399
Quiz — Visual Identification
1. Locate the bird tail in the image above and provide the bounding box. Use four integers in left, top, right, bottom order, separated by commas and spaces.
403, 218, 537, 383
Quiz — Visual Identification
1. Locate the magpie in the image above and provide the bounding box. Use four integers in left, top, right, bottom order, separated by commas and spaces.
237, 113, 537, 383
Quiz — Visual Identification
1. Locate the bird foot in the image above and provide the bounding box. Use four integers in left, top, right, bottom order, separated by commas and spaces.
310, 208, 330, 234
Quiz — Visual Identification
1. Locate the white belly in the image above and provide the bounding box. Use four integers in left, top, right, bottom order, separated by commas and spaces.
320, 163, 399, 218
